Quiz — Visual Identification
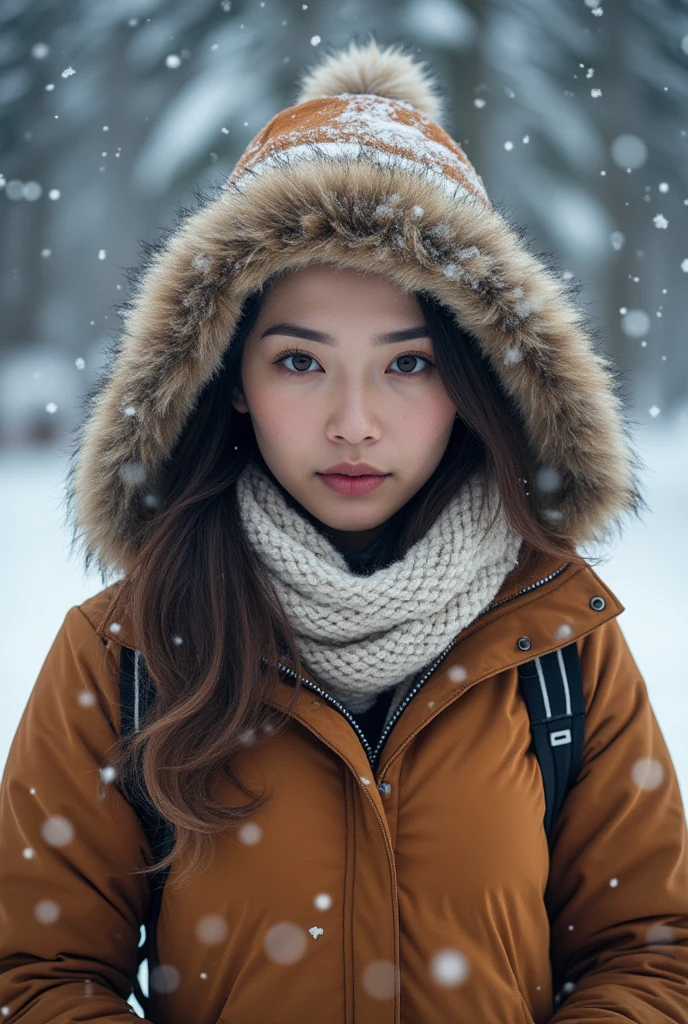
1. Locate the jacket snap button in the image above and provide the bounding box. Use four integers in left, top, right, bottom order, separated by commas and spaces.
378, 782, 392, 796
590, 596, 606, 611
517, 636, 532, 651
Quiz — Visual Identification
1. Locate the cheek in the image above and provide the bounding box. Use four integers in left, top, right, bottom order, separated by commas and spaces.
246, 385, 320, 453
396, 388, 456, 450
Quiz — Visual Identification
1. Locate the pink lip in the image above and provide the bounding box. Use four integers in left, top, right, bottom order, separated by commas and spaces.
318, 473, 388, 496
320, 462, 386, 476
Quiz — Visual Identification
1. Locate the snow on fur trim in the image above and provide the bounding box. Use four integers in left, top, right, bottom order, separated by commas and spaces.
296, 36, 446, 125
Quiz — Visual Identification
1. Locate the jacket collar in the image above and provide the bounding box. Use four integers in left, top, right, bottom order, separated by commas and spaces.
95, 553, 623, 779
96, 549, 623, 661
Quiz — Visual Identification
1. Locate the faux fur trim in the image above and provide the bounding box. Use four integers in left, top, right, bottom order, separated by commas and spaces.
65, 153, 645, 581
295, 36, 446, 125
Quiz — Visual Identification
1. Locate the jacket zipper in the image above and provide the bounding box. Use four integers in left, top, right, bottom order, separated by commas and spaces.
275, 561, 570, 775
272, 662, 377, 764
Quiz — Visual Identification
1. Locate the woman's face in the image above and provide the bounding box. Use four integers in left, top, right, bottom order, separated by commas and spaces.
232, 264, 457, 545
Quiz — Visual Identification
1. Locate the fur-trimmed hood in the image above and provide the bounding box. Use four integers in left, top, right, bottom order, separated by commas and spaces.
65, 36, 644, 581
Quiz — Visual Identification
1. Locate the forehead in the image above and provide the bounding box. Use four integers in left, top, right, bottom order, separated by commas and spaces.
255, 264, 424, 326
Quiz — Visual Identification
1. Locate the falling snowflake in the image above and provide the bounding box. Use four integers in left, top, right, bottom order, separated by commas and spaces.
681, 259, 688, 273
535, 467, 562, 493
310, 35, 321, 46
165, 54, 182, 68
648, 405, 661, 418
98, 249, 107, 260
610, 134, 647, 170
362, 960, 396, 999
309, 926, 324, 939
653, 213, 668, 229
590, 88, 602, 98
45, 402, 57, 414
41, 815, 74, 847
430, 948, 470, 987
473, 97, 486, 109
632, 757, 665, 790
35, 899, 61, 924
314, 892, 332, 910
149, 964, 180, 994
264, 922, 308, 964
238, 822, 262, 845
61, 66, 76, 78
196, 913, 229, 944
621, 309, 650, 338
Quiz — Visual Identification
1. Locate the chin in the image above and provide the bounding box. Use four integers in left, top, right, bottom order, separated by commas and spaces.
311, 500, 395, 533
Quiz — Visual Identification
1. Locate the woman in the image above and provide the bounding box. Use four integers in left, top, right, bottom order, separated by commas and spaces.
1, 35, 687, 1024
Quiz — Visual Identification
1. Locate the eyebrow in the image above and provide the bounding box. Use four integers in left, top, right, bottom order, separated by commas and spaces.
259, 321, 431, 347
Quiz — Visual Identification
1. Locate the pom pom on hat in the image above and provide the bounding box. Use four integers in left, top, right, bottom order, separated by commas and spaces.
295, 35, 446, 126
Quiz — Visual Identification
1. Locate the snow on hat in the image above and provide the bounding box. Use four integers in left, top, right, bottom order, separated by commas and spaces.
227, 37, 489, 207
67, 35, 642, 579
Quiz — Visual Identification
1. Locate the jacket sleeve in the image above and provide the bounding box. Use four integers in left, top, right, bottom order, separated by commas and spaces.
546, 615, 688, 1022
0, 605, 153, 1023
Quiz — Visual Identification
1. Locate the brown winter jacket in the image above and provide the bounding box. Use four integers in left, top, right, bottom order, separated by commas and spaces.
3, 37, 688, 1024
1, 551, 688, 1024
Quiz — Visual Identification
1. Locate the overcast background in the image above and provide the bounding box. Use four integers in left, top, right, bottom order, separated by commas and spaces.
2, 0, 687, 809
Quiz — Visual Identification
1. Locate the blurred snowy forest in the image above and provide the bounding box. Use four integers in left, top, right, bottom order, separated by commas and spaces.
1, 3, 687, 787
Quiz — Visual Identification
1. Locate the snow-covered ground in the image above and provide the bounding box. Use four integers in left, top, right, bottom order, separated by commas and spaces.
2, 413, 687, 806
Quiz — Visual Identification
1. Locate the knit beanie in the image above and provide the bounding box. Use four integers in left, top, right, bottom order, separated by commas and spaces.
67, 35, 641, 579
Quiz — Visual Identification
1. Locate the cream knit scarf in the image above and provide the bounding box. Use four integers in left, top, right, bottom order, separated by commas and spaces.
236, 459, 523, 714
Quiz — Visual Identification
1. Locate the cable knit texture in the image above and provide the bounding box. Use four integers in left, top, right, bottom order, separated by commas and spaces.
236, 459, 523, 713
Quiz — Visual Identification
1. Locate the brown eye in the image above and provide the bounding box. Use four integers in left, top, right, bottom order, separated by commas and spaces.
280, 352, 320, 373
284, 352, 315, 372
390, 354, 432, 374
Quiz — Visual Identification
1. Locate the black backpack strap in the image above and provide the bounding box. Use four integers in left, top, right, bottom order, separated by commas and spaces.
119, 647, 175, 1016
517, 641, 586, 849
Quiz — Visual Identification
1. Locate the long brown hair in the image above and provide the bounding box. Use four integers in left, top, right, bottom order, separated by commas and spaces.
108, 282, 590, 889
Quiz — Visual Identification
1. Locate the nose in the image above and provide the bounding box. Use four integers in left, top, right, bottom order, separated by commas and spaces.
325, 377, 381, 445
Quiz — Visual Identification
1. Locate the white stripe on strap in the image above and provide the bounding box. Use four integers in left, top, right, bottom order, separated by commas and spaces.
533, 656, 552, 718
